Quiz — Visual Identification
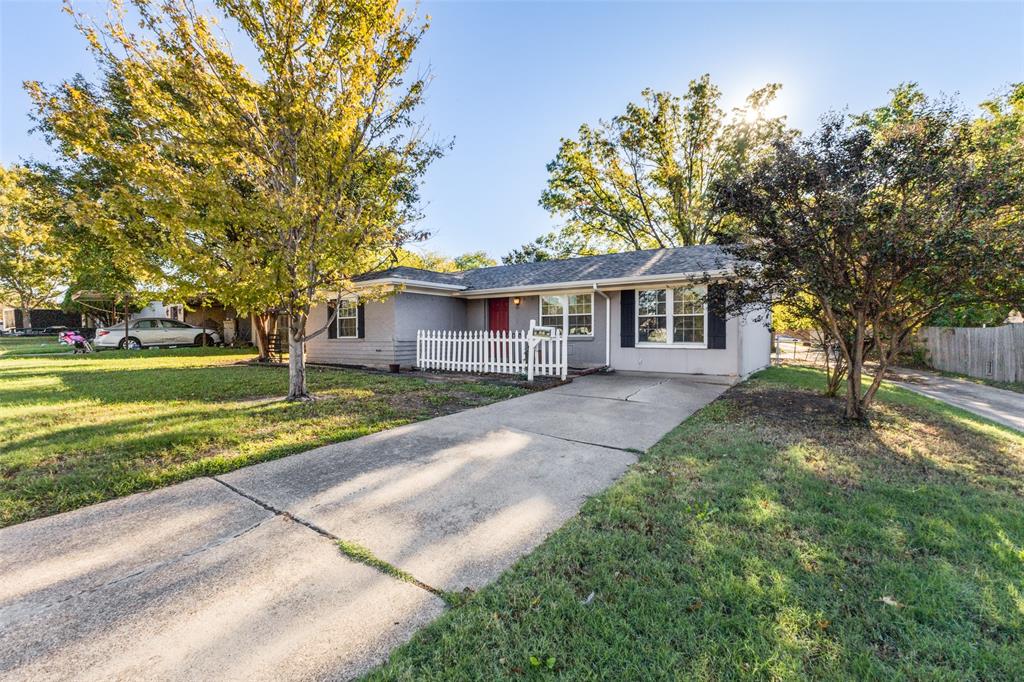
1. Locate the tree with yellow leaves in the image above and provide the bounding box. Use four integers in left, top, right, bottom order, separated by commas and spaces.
0, 165, 66, 330
29, 0, 442, 398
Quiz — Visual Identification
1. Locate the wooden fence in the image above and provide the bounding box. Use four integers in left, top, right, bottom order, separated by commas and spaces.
918, 325, 1024, 384
416, 327, 567, 380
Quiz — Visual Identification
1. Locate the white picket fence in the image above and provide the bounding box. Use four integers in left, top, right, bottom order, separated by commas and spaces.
416, 323, 567, 380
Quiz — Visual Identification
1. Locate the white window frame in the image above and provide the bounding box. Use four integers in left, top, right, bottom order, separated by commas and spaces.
537, 293, 594, 338
635, 285, 708, 348
335, 298, 359, 339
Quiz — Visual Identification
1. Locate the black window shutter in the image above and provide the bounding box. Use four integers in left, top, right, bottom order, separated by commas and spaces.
707, 284, 727, 349
356, 303, 366, 339
620, 290, 635, 348
327, 302, 337, 339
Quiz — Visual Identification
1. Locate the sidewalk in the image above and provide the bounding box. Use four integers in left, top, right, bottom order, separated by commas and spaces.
889, 367, 1023, 432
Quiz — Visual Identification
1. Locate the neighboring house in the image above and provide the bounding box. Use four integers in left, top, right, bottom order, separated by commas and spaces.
179, 298, 253, 345
0, 306, 82, 331
306, 245, 771, 379
133, 301, 185, 322
70, 293, 252, 344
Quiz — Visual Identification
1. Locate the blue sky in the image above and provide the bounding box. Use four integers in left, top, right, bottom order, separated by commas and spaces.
2, 1, 1022, 260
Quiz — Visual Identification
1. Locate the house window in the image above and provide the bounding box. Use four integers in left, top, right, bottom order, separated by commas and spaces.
336, 299, 358, 338
637, 286, 706, 346
539, 294, 592, 337
540, 296, 563, 329
637, 289, 667, 343
672, 288, 705, 344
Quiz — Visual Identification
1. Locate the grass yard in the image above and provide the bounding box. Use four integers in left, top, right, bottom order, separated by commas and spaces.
368, 366, 1024, 681
0, 335, 68, 357
0, 345, 527, 527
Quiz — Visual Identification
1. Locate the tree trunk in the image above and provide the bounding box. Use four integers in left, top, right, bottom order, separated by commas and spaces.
286, 312, 308, 400
844, 312, 866, 420
20, 307, 31, 331
252, 313, 271, 361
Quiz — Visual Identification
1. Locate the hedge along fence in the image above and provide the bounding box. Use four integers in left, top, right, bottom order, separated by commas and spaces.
918, 325, 1024, 384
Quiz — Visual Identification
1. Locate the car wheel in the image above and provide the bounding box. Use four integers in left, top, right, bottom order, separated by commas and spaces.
194, 333, 214, 347
120, 337, 142, 350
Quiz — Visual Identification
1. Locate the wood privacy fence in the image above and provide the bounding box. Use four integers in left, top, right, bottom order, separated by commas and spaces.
918, 325, 1024, 383
416, 326, 568, 380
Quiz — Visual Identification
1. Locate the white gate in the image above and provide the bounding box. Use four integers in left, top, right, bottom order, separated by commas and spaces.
416, 320, 567, 380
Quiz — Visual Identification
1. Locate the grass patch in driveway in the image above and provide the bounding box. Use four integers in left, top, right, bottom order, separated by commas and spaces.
366, 366, 1024, 681
0, 347, 527, 527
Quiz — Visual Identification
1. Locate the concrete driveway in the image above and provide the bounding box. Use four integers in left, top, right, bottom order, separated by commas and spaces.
0, 373, 729, 681
890, 368, 1023, 433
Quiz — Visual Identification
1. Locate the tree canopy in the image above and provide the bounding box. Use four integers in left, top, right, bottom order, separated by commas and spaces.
0, 165, 66, 328
714, 84, 1024, 420
394, 248, 496, 272
30, 0, 442, 397
29, 71, 165, 323
523, 75, 792, 257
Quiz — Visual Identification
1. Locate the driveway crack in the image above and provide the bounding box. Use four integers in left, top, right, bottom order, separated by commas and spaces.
513, 428, 643, 455
624, 377, 671, 401
212, 476, 339, 542
210, 477, 450, 602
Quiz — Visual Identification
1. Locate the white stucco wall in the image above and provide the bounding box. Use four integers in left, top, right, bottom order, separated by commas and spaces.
606, 289, 741, 376
738, 307, 772, 377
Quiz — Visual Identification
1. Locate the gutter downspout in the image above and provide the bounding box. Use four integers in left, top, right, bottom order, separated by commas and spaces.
593, 283, 610, 369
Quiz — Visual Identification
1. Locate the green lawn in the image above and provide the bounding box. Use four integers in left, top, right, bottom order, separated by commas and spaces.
0, 335, 68, 357
0, 346, 527, 527
368, 366, 1024, 681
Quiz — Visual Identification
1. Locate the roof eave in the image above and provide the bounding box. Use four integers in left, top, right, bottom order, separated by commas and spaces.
352, 277, 468, 292
455, 268, 736, 298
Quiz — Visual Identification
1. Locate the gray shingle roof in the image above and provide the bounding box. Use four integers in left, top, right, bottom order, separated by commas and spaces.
358, 245, 732, 292
353, 266, 466, 286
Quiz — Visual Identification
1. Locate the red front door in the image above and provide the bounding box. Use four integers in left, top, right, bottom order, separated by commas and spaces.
487, 298, 509, 332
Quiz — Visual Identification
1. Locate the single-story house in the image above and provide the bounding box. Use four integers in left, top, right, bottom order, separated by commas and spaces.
306, 244, 771, 380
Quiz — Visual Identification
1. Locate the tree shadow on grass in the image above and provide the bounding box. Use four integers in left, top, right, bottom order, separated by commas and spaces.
366, 379, 1024, 680
0, 355, 444, 408
0, 355, 519, 526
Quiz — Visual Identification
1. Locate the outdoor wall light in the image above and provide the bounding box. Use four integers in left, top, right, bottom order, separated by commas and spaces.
512, 297, 521, 306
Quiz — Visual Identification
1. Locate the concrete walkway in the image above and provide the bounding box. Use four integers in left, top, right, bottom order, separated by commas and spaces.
0, 373, 729, 681
889, 367, 1023, 433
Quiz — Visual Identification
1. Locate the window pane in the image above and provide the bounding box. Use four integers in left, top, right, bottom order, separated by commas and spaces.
638, 315, 667, 343
335, 300, 358, 337
541, 294, 563, 328
638, 289, 666, 316
568, 315, 591, 336
567, 294, 592, 335
540, 296, 563, 316
673, 288, 702, 316
567, 294, 591, 314
338, 318, 357, 337
673, 315, 704, 344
